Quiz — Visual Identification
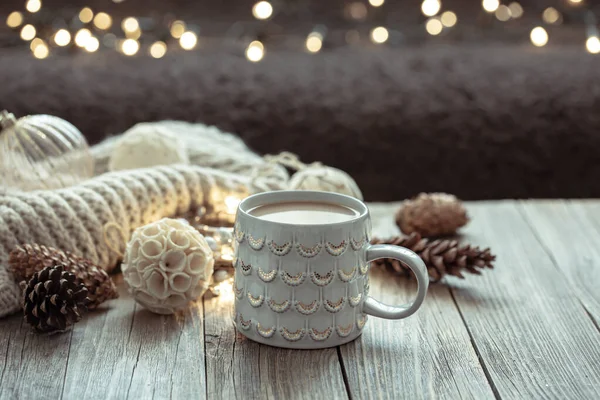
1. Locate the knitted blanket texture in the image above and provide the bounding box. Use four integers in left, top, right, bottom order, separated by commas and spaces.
0, 121, 288, 317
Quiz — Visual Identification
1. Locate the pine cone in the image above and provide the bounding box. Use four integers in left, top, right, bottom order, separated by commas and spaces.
9, 244, 118, 310
371, 233, 495, 282
23, 265, 89, 333
396, 193, 469, 237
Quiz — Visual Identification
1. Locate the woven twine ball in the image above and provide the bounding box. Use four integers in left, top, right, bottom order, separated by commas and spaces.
109, 122, 189, 171
122, 218, 214, 314
288, 165, 363, 200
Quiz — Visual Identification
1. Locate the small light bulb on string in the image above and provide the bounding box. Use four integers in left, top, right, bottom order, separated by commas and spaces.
441, 11, 457, 27
6, 11, 23, 28
170, 20, 186, 38
122, 17, 139, 33
482, 0, 500, 13
32, 41, 49, 59
568, 0, 583, 5
369, 0, 385, 7
26, 0, 41, 14
586, 37, 600, 54
150, 41, 167, 58
85, 36, 99, 52
121, 38, 139, 56
179, 31, 198, 50
542, 7, 562, 25
425, 18, 443, 35
508, 2, 523, 18
79, 7, 94, 23
530, 26, 548, 47
421, 0, 441, 17
54, 29, 71, 47
75, 28, 91, 47
495, 5, 511, 22
94, 12, 112, 30
370, 26, 389, 44
252, 1, 273, 20
20, 24, 36, 41
246, 40, 265, 62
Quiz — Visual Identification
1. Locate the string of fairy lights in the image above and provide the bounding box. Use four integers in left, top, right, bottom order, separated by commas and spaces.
3, 0, 600, 60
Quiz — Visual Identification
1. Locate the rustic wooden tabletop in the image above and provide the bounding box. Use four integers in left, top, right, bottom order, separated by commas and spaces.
1, 200, 599, 399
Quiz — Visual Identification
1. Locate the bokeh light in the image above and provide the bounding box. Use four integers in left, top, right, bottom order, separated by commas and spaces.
482, 0, 500, 13
370, 26, 389, 43
530, 27, 548, 47
20, 24, 36, 41
252, 1, 273, 20
425, 18, 443, 35
150, 41, 167, 58
6, 12, 23, 28
246, 40, 265, 62
54, 29, 71, 47
180, 31, 197, 50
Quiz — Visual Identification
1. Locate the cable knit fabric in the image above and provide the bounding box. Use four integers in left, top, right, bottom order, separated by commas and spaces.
0, 121, 288, 318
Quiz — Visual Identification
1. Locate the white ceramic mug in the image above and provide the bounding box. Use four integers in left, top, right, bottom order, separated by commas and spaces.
232, 191, 428, 349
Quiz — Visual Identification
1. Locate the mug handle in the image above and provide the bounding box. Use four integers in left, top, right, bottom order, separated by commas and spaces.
362, 244, 429, 319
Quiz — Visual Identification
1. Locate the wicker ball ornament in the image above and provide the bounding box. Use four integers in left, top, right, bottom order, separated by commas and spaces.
109, 122, 189, 171
122, 218, 215, 314
0, 110, 94, 191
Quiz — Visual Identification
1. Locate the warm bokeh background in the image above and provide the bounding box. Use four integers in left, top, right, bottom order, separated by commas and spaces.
1, 1, 599, 200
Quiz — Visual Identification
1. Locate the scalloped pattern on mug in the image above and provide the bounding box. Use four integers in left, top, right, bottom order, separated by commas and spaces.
310, 271, 334, 287
267, 299, 291, 313
296, 243, 322, 258
234, 283, 244, 299
247, 234, 265, 250
280, 327, 305, 342
238, 313, 252, 330
257, 268, 277, 282
324, 297, 346, 313
356, 313, 368, 330
240, 260, 252, 276
256, 323, 276, 338
338, 266, 357, 282
295, 300, 320, 315
359, 264, 369, 275
247, 292, 264, 308
268, 240, 292, 256
309, 326, 332, 341
350, 237, 366, 251
234, 224, 245, 243
325, 240, 348, 256
336, 323, 354, 338
349, 293, 362, 307
281, 271, 306, 286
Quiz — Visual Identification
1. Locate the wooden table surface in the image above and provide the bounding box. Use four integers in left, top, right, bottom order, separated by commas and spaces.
1, 200, 600, 399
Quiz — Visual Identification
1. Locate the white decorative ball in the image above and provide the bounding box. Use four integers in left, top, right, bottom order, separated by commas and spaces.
122, 218, 214, 314
288, 165, 363, 200
109, 122, 189, 171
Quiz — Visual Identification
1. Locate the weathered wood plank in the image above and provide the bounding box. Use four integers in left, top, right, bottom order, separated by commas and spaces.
519, 200, 600, 326
455, 201, 600, 399
204, 286, 349, 399
0, 312, 71, 399
338, 203, 495, 400
61, 274, 206, 400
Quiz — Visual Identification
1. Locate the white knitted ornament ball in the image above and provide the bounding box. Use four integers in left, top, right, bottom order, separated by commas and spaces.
109, 123, 189, 171
122, 218, 214, 314
288, 165, 363, 200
